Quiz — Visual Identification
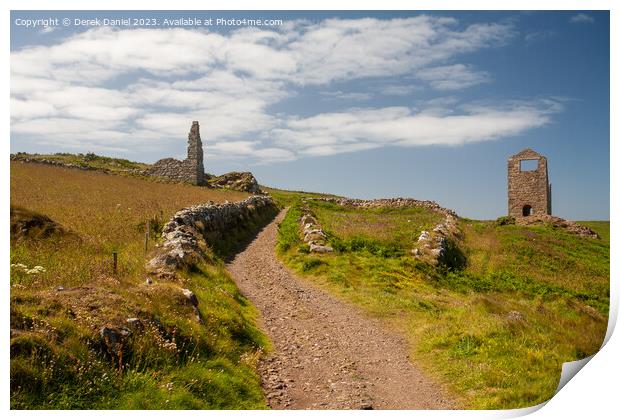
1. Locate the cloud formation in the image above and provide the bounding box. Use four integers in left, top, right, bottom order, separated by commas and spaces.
570, 14, 595, 24
11, 16, 560, 163
271, 101, 558, 157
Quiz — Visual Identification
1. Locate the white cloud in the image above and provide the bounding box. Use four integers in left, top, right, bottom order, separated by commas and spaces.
11, 98, 57, 120
39, 26, 57, 34
284, 17, 513, 85
380, 84, 420, 96
524, 30, 555, 43
10, 16, 560, 164
417, 64, 490, 90
320, 90, 373, 101
254, 147, 297, 163
209, 141, 260, 155
570, 14, 595, 24
271, 100, 559, 157
11, 17, 514, 87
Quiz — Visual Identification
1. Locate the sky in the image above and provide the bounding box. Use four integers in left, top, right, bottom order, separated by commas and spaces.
10, 10, 610, 220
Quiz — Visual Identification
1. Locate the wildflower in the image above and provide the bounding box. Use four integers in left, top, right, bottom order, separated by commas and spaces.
25, 266, 46, 275
11, 263, 27, 269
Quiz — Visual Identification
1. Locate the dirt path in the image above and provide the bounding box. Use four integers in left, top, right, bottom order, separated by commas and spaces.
226, 209, 455, 409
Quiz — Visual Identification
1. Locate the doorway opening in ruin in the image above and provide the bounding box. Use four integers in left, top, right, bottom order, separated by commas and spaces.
522, 205, 532, 217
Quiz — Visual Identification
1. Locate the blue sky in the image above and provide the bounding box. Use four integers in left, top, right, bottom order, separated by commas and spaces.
10, 11, 609, 220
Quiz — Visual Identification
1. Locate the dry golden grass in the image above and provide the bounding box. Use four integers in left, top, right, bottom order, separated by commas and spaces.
10, 162, 249, 288
11, 161, 248, 246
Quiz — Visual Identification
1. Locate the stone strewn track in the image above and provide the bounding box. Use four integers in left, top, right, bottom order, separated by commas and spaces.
227, 209, 455, 410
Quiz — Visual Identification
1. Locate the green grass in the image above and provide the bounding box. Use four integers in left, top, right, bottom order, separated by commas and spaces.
460, 220, 609, 312
11, 261, 268, 409
309, 199, 443, 249
263, 187, 342, 208
12, 152, 149, 174
11, 162, 269, 409
275, 202, 609, 409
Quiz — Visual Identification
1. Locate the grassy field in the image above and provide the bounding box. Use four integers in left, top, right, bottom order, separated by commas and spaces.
10, 162, 269, 409
276, 198, 609, 409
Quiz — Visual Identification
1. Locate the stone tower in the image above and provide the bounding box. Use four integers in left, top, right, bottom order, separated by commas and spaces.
186, 121, 205, 185
147, 121, 206, 185
507, 149, 551, 217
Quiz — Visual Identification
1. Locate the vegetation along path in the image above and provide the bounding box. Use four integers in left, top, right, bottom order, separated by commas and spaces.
227, 209, 455, 409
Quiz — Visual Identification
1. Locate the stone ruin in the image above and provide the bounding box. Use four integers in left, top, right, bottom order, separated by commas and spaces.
148, 121, 205, 185
506, 150, 596, 237
507, 148, 551, 218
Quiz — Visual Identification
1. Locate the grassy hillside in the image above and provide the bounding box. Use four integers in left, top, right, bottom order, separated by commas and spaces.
276, 199, 609, 409
10, 162, 269, 409
11, 152, 150, 174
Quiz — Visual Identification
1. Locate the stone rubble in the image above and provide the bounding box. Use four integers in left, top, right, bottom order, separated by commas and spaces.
514, 214, 599, 238
207, 171, 262, 194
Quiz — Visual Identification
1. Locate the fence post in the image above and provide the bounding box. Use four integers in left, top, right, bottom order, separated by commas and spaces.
144, 220, 150, 255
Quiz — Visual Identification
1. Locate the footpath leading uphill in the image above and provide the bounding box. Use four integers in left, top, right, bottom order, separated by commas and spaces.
226, 209, 455, 410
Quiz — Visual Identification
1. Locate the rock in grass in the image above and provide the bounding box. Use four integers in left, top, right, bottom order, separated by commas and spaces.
126, 318, 143, 331
309, 243, 333, 253
100, 326, 132, 357
182, 288, 199, 307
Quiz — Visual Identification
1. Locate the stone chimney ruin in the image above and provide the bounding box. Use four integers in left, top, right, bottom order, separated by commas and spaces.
507, 148, 552, 217
148, 121, 205, 185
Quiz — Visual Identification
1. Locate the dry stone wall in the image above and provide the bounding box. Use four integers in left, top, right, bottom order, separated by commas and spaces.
304, 197, 461, 265
306, 197, 457, 217
412, 213, 460, 265
299, 202, 333, 253
147, 195, 277, 277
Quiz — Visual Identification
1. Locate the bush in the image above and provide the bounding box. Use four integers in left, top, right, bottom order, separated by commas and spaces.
496, 216, 516, 226
440, 239, 467, 270
84, 152, 98, 162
